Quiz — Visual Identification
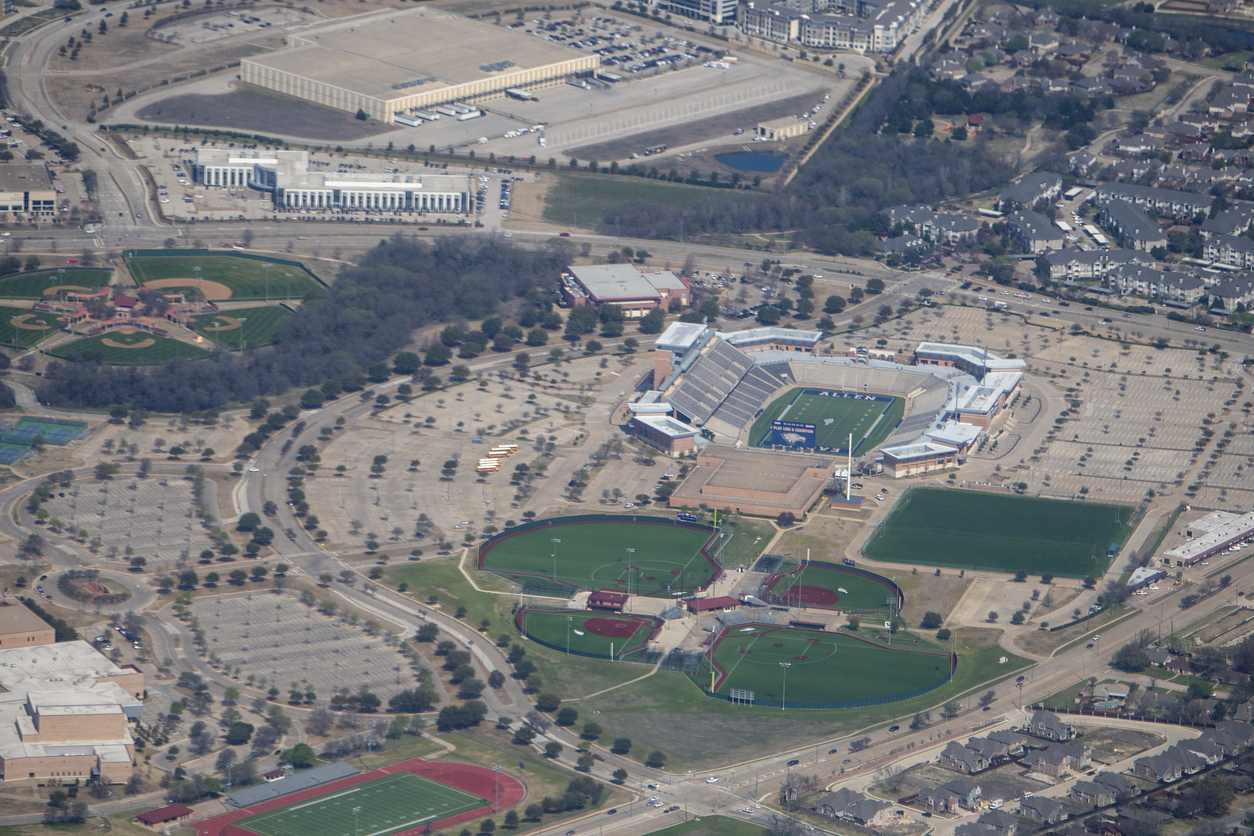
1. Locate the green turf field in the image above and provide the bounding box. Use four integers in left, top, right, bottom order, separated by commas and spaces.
193, 305, 292, 348
864, 488, 1135, 577
767, 563, 899, 613
519, 609, 656, 658
750, 387, 904, 454
125, 254, 319, 301
0, 268, 111, 299
0, 306, 62, 347
235, 773, 485, 836
480, 519, 718, 596
51, 332, 210, 365
699, 626, 950, 706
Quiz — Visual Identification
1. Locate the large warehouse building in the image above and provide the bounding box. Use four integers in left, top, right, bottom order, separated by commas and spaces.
240, 8, 599, 124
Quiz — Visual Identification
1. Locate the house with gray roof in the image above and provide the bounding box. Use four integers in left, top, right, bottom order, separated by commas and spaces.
999, 172, 1064, 211
1024, 742, 1091, 777
1026, 709, 1075, 741
1070, 780, 1116, 807
814, 787, 896, 827
1019, 796, 1070, 824
1104, 264, 1205, 303
978, 808, 1020, 836
1204, 233, 1254, 270
1093, 772, 1139, 800
918, 777, 982, 811
1210, 273, 1254, 308
1007, 210, 1064, 253
1094, 183, 1214, 219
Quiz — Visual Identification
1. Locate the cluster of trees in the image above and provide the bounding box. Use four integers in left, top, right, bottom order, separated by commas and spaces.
35, 236, 573, 412
595, 68, 1017, 256
21, 598, 78, 641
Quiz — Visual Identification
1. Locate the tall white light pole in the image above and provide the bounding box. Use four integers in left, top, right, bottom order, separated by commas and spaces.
352, 806, 362, 836
551, 538, 561, 582
780, 662, 791, 710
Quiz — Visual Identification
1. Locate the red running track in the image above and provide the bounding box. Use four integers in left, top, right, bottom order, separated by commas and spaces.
195, 758, 526, 836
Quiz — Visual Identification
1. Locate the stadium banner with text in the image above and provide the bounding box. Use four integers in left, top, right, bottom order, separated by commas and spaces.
770, 419, 816, 449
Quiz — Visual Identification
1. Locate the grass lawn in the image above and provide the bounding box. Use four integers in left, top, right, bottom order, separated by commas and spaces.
126, 254, 320, 301
479, 519, 718, 596
50, 332, 209, 364
542, 173, 718, 228
519, 609, 656, 658
865, 488, 1134, 577
193, 305, 292, 348
236, 773, 484, 836
0, 268, 111, 299
0, 306, 62, 347
766, 562, 899, 613
749, 387, 904, 454
1039, 679, 1087, 711
645, 816, 766, 836
341, 735, 444, 769
700, 626, 951, 706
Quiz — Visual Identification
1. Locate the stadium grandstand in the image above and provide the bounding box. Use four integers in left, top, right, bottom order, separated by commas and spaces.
665, 338, 787, 437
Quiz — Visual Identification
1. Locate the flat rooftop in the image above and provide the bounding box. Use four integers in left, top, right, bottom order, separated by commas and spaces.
657, 322, 707, 352
0, 599, 52, 636
247, 8, 583, 102
0, 164, 51, 193
568, 264, 660, 302
696, 444, 829, 494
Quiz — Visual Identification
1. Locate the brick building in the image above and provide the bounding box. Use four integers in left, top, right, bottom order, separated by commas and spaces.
0, 599, 55, 648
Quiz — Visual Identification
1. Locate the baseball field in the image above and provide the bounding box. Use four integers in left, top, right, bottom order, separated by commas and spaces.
51, 330, 210, 364
126, 254, 320, 301
0, 268, 111, 299
193, 305, 293, 348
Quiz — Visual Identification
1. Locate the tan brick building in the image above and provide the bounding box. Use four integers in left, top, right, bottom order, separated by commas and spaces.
0, 598, 55, 648
0, 642, 143, 783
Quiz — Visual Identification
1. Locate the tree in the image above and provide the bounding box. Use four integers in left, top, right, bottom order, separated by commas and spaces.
281, 743, 318, 769
645, 750, 667, 767
555, 706, 578, 727
536, 693, 561, 712
544, 741, 563, 758
865, 278, 885, 295
978, 690, 996, 708
846, 615, 860, 630
425, 344, 452, 366
581, 721, 602, 740
611, 737, 632, 754
225, 722, 254, 745
612, 768, 628, 783
1196, 773, 1235, 816
987, 611, 999, 622
503, 810, 519, 830
920, 611, 942, 629
638, 308, 665, 334
577, 752, 595, 771
1013, 570, 1028, 582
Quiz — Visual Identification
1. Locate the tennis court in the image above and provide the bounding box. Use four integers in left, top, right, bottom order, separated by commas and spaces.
751, 388, 904, 454
479, 518, 720, 597
3, 418, 87, 446
699, 625, 952, 707
235, 773, 485, 836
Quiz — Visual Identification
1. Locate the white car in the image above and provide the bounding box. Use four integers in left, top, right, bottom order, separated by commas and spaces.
624, 503, 635, 509
706, 777, 718, 784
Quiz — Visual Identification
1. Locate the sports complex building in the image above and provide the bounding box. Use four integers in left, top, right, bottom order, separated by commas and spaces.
240, 9, 598, 124
194, 150, 471, 213
627, 325, 1025, 483
559, 264, 690, 318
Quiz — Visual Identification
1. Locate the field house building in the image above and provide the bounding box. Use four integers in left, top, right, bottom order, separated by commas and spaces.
666, 444, 835, 516
194, 150, 471, 213
0, 641, 144, 783
559, 264, 690, 317
1162, 510, 1254, 566
0, 165, 56, 219
240, 8, 598, 124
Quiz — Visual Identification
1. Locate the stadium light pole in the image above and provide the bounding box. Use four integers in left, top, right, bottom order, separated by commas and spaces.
779, 662, 791, 711
626, 548, 635, 604
551, 538, 561, 583
567, 615, 573, 655
352, 806, 362, 836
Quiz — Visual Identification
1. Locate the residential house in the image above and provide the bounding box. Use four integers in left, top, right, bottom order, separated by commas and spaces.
1105, 264, 1206, 303
1092, 772, 1139, 802
987, 729, 1030, 755
918, 777, 982, 811
1099, 200, 1167, 251
1029, 31, 1060, 52
1144, 647, 1171, 667
1206, 234, 1254, 270
1110, 135, 1166, 157
1209, 273, 1254, 308
1026, 709, 1075, 741
1199, 205, 1254, 239
1024, 742, 1092, 777
1070, 781, 1116, 807
979, 808, 1020, 836
1093, 183, 1214, 219
1020, 796, 1070, 824
941, 740, 992, 774
814, 787, 897, 827
1007, 210, 1064, 253
1071, 150, 1100, 176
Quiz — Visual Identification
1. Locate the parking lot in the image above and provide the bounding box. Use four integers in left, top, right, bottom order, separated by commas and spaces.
191, 590, 419, 702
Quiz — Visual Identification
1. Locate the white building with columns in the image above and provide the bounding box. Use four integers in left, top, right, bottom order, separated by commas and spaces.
193, 149, 470, 214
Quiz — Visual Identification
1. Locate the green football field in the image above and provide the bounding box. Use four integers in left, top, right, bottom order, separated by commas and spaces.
193, 305, 293, 348
0, 268, 111, 299
750, 388, 904, 454
0, 306, 61, 347
699, 626, 951, 705
767, 563, 899, 613
51, 332, 210, 365
126, 254, 320, 301
518, 609, 656, 658
235, 773, 485, 836
480, 519, 718, 596
864, 488, 1134, 577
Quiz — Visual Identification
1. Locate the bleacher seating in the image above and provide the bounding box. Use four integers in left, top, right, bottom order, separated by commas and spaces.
666, 338, 755, 423
710, 365, 785, 429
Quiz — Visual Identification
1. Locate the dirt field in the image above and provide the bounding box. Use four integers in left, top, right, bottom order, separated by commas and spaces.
136, 83, 396, 141
47, 38, 273, 119
569, 91, 826, 162
1078, 726, 1163, 763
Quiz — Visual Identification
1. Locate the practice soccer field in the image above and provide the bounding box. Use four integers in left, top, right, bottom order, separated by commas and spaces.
750, 387, 904, 454
864, 488, 1135, 577
766, 563, 900, 613
193, 306, 293, 348
698, 626, 952, 707
0, 268, 111, 299
479, 519, 719, 596
125, 254, 320, 301
51, 332, 210, 365
234, 773, 486, 836
518, 608, 657, 658
0, 306, 61, 347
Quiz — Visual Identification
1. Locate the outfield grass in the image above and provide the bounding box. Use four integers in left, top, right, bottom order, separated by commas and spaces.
236, 773, 484, 836
479, 519, 718, 596
767, 563, 899, 613
0, 268, 111, 299
51, 332, 210, 364
542, 173, 718, 228
0, 306, 61, 347
699, 626, 950, 706
750, 387, 905, 454
864, 488, 1134, 578
519, 609, 655, 658
126, 254, 320, 300
193, 305, 292, 348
